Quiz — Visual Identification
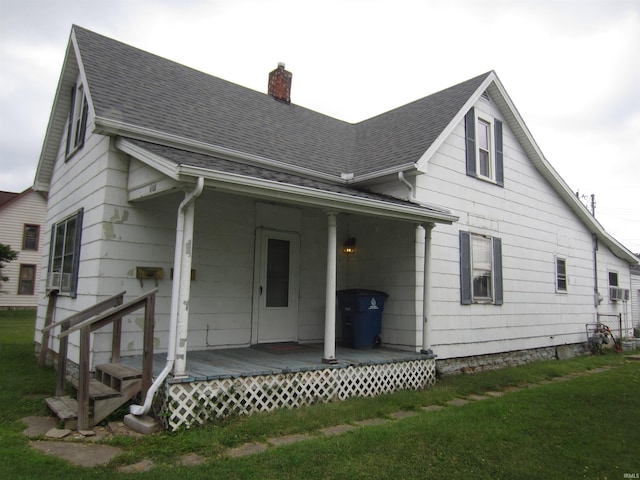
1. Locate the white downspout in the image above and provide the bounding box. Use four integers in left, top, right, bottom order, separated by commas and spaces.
130, 177, 204, 416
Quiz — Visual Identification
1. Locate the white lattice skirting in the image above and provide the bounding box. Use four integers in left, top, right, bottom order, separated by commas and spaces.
161, 358, 436, 430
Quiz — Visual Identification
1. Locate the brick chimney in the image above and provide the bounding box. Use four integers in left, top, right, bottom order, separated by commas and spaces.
268, 62, 292, 103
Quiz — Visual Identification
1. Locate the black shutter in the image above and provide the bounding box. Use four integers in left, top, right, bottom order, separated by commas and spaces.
495, 120, 504, 187
65, 86, 76, 157
460, 231, 472, 304
69, 208, 84, 298
78, 96, 88, 148
493, 237, 503, 305
46, 224, 57, 289
464, 108, 476, 177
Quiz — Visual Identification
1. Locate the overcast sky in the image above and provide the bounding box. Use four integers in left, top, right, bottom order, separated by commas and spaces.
1, 0, 638, 253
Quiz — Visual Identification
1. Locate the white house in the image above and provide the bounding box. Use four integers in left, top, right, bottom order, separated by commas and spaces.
0, 188, 47, 309
33, 26, 638, 429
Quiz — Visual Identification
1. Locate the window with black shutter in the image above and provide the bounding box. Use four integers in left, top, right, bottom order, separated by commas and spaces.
464, 106, 504, 186
460, 231, 503, 305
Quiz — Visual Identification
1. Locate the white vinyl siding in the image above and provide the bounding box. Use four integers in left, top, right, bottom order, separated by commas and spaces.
408, 96, 633, 359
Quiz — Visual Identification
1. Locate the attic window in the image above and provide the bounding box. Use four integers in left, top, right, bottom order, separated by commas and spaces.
65, 83, 89, 159
464, 107, 504, 186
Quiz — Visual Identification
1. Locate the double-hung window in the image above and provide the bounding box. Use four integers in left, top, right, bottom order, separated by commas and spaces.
465, 106, 504, 186
556, 257, 567, 292
460, 231, 503, 305
18, 265, 36, 295
47, 209, 83, 296
22, 224, 40, 251
65, 83, 89, 158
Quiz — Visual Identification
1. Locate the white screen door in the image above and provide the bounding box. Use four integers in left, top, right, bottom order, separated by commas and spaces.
254, 230, 299, 343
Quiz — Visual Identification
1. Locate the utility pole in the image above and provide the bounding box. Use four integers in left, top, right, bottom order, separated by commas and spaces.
576, 191, 596, 217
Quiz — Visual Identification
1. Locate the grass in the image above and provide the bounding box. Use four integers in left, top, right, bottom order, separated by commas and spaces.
1, 309, 639, 479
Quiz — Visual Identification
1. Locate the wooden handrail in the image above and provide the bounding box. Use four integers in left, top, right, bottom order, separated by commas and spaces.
59, 288, 158, 339
42, 291, 127, 333
45, 288, 157, 430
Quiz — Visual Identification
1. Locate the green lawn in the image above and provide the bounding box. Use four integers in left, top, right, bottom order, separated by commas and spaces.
1, 309, 638, 479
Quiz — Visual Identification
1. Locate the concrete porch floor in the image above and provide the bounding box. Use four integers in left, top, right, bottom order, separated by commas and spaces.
119, 344, 427, 383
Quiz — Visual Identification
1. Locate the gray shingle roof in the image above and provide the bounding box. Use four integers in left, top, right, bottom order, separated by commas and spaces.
125, 138, 453, 217
74, 25, 489, 179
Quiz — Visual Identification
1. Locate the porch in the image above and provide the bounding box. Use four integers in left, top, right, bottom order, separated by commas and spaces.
120, 344, 436, 430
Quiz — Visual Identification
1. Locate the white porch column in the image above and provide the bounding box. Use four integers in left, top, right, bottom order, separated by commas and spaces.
421, 223, 436, 356
323, 211, 338, 363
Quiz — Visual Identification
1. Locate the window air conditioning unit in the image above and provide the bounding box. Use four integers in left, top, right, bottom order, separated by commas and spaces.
48, 272, 61, 290
621, 289, 630, 301
61, 274, 71, 291
610, 287, 622, 301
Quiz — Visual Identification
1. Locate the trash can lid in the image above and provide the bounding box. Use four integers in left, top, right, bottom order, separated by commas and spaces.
337, 289, 389, 297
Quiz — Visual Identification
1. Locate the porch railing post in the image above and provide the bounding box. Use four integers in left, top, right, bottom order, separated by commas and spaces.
39, 290, 58, 367
142, 293, 156, 401
110, 294, 124, 363
421, 223, 435, 356
77, 326, 91, 430
323, 211, 338, 363
55, 320, 69, 397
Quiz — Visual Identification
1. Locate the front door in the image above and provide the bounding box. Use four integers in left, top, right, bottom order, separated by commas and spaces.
253, 229, 300, 344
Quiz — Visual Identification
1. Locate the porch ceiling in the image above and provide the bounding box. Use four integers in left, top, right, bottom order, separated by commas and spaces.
117, 137, 458, 225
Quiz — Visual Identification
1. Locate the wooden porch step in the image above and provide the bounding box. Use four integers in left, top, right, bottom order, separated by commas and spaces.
95, 363, 142, 380
46, 395, 78, 421
94, 363, 142, 392
70, 377, 122, 400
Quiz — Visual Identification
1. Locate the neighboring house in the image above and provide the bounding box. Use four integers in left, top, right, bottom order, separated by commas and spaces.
33, 26, 639, 429
631, 263, 640, 337
0, 188, 47, 309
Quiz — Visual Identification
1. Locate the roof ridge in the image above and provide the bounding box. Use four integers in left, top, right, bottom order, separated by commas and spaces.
71, 25, 490, 178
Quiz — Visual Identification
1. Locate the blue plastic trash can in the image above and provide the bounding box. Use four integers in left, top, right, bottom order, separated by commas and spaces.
337, 289, 389, 349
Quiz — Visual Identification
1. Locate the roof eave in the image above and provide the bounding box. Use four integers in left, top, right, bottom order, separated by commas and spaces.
176, 164, 458, 225
96, 117, 344, 185
34, 29, 83, 192
485, 79, 639, 265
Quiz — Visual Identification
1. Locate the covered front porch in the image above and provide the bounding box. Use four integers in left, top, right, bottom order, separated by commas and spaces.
109, 140, 460, 428
120, 344, 436, 430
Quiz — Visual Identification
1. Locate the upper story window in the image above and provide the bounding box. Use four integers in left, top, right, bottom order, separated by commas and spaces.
556, 257, 567, 292
608, 271, 618, 288
22, 224, 40, 251
65, 83, 89, 159
464, 106, 504, 186
460, 231, 503, 305
47, 209, 84, 296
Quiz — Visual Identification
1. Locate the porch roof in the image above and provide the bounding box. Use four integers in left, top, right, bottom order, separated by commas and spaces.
118, 138, 459, 225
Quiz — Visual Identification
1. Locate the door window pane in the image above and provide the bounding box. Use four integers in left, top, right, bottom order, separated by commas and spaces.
266, 238, 290, 307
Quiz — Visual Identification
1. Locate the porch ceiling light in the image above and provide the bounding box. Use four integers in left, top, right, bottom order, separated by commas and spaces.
343, 237, 356, 255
